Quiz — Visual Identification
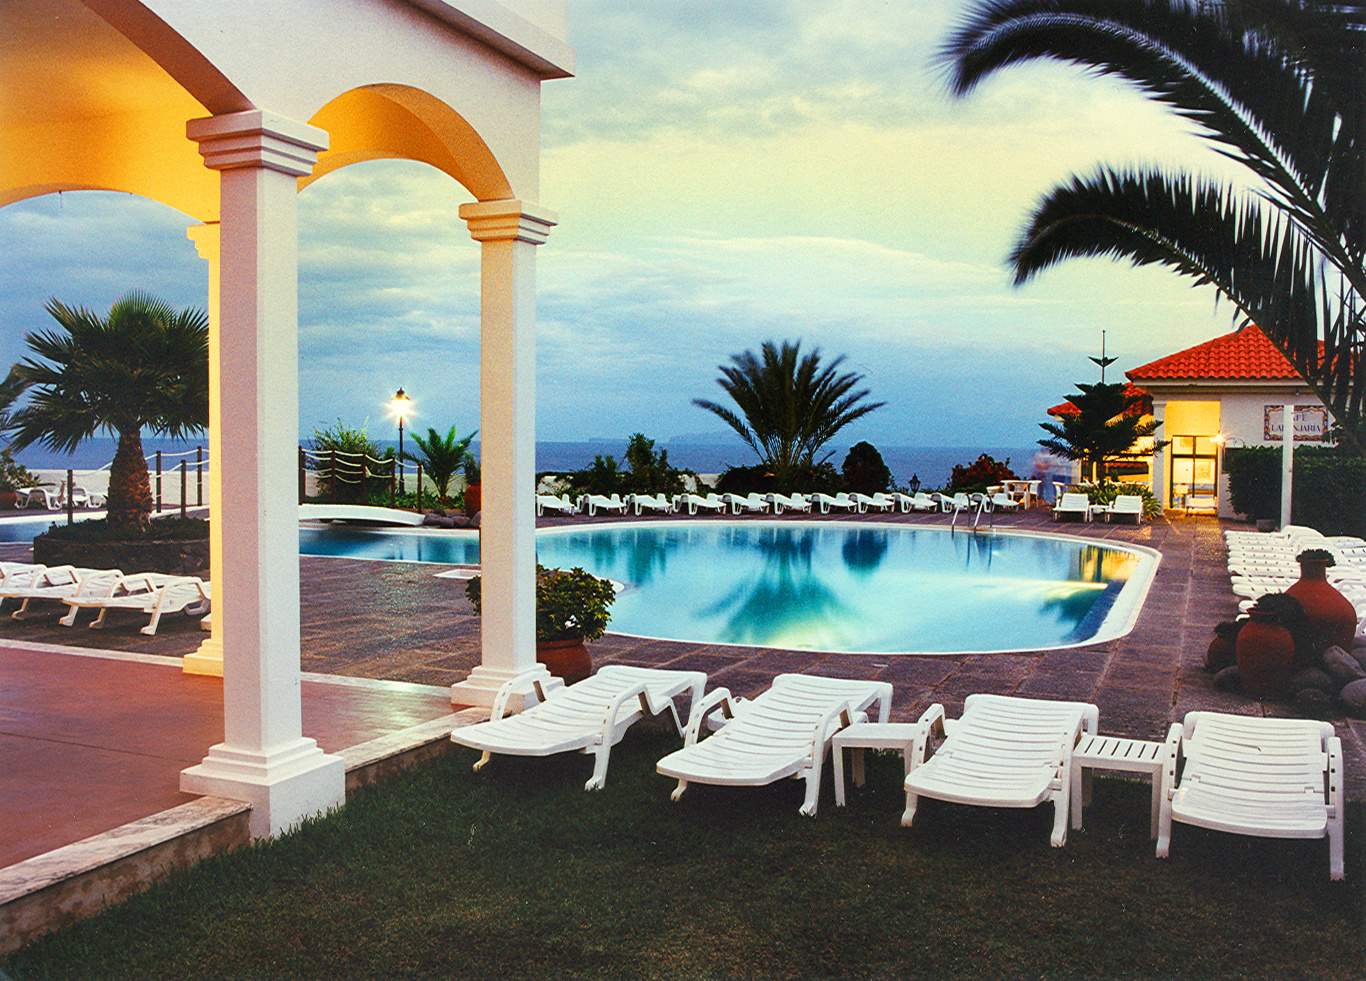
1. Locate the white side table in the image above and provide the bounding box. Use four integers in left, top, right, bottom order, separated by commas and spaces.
831, 722, 922, 806
1070, 734, 1167, 838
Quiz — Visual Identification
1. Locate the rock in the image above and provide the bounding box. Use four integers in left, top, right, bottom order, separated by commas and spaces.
1294, 687, 1332, 717
1289, 668, 1338, 697
1339, 678, 1366, 717
1213, 665, 1242, 692
1321, 646, 1366, 684
1352, 648, 1366, 672
423, 513, 457, 528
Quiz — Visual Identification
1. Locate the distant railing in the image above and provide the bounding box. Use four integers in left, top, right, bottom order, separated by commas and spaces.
298, 447, 422, 511
25, 446, 209, 524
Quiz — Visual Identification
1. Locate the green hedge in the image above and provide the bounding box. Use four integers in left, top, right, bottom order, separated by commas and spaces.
1225, 444, 1366, 535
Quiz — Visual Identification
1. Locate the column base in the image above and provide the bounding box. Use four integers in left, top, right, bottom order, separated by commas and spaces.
451, 664, 561, 709
180, 738, 345, 839
182, 636, 223, 676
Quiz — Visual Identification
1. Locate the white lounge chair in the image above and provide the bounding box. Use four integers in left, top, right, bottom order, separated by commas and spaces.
627, 493, 674, 515
673, 493, 727, 515
536, 494, 577, 517
722, 492, 771, 515
1052, 492, 1093, 522
451, 665, 707, 791
1156, 712, 1344, 879
987, 493, 1022, 512
810, 492, 859, 514
934, 492, 972, 514
4, 566, 122, 619
902, 694, 1099, 847
1103, 495, 1144, 524
18, 487, 60, 509
766, 492, 811, 514
891, 492, 938, 513
850, 492, 896, 512
0, 562, 47, 590
61, 572, 211, 635
576, 493, 628, 516
656, 673, 894, 817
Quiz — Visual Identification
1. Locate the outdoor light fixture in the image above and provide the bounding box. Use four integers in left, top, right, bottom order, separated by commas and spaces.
391, 388, 412, 491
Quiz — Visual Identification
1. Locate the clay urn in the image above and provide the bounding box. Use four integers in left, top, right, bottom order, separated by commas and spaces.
1235, 594, 1301, 699
1285, 549, 1358, 665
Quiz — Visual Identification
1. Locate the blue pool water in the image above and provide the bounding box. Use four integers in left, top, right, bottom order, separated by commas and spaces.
299, 520, 1158, 655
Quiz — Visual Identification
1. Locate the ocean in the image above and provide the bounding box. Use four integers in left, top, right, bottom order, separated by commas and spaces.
12, 437, 1041, 490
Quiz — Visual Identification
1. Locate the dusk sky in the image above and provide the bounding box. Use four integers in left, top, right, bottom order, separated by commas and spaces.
0, 0, 1253, 451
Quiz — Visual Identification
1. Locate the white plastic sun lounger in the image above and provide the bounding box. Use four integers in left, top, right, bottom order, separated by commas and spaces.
5, 566, 123, 619
1052, 492, 1093, 522
627, 493, 674, 515
656, 673, 894, 816
673, 493, 727, 515
987, 493, 1022, 512
61, 572, 211, 635
810, 492, 859, 514
850, 492, 896, 512
1157, 712, 1344, 879
902, 694, 1098, 847
1101, 494, 1144, 524
576, 493, 628, 516
722, 492, 771, 515
451, 665, 707, 790
536, 493, 577, 517
891, 492, 938, 512
0, 562, 47, 590
766, 492, 811, 514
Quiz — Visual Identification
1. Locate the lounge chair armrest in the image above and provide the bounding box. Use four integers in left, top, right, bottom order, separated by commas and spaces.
909, 704, 947, 770
806, 700, 857, 768
1327, 735, 1344, 814
598, 680, 654, 734
1159, 722, 1183, 800
489, 669, 554, 722
683, 687, 733, 746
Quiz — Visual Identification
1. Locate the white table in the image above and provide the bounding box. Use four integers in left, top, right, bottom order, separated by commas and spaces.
1070, 734, 1167, 838
831, 721, 922, 806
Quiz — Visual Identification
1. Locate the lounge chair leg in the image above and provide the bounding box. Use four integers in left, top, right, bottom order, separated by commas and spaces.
800, 769, 822, 817
901, 791, 919, 828
586, 747, 611, 791
670, 779, 688, 802
1050, 798, 1068, 847
1329, 826, 1344, 881
472, 750, 493, 773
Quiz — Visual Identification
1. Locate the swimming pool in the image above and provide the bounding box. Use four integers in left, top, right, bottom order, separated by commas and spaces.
0, 513, 97, 541
299, 520, 1160, 655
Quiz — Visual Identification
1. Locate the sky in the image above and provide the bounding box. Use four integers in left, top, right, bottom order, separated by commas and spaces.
0, 0, 1256, 453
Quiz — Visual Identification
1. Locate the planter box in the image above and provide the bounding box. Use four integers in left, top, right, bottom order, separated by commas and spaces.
33, 534, 209, 577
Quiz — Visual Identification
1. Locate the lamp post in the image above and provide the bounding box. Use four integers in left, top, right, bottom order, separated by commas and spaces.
391, 388, 412, 493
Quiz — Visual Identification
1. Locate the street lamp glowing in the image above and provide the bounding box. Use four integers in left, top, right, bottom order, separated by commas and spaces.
391, 388, 413, 491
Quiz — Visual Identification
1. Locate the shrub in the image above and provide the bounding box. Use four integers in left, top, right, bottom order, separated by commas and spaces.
1293, 447, 1366, 537
39, 516, 209, 543
465, 564, 616, 641
1225, 445, 1281, 521
1081, 482, 1162, 520
622, 433, 687, 497
306, 421, 392, 503
841, 441, 892, 495
949, 453, 1017, 493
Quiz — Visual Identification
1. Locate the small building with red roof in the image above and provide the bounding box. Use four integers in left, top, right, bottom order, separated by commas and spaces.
1123, 324, 1328, 515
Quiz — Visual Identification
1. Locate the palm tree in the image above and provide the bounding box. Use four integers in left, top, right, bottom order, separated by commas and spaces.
403, 425, 477, 500
1038, 381, 1167, 482
6, 291, 208, 532
941, 0, 1366, 454
693, 340, 885, 491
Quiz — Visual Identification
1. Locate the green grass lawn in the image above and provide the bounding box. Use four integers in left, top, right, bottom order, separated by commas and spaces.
5, 726, 1364, 980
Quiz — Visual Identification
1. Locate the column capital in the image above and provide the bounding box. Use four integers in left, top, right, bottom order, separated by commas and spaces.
459, 200, 558, 245
187, 110, 328, 177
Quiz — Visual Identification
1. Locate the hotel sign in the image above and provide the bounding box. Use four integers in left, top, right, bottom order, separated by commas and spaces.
1263, 404, 1329, 441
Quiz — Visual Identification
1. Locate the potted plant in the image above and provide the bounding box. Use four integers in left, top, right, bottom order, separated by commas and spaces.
465, 564, 616, 684
0, 448, 42, 509
462, 451, 482, 517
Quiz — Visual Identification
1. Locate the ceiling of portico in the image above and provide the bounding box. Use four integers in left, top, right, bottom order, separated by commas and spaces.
1, 0, 224, 217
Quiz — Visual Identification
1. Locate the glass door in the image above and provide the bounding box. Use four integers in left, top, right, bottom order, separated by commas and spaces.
1170, 435, 1218, 505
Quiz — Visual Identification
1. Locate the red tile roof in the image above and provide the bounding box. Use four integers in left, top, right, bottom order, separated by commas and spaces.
1047, 383, 1152, 417
1126, 325, 1312, 381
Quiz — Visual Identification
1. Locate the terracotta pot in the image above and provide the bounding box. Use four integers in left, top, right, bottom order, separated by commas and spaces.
1235, 610, 1297, 699
1285, 558, 1357, 663
536, 637, 591, 685
1205, 624, 1238, 673
465, 483, 481, 517
0, 490, 16, 511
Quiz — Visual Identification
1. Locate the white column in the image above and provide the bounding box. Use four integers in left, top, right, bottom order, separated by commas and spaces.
183, 222, 223, 677
179, 110, 345, 838
450, 200, 558, 707
1281, 402, 1295, 529
1150, 400, 1168, 509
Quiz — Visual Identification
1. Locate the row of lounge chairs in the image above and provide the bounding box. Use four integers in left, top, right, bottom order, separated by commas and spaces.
1051, 492, 1145, 524
452, 666, 1345, 878
1226, 525, 1366, 624
536, 490, 1027, 518
14, 484, 105, 510
0, 562, 210, 634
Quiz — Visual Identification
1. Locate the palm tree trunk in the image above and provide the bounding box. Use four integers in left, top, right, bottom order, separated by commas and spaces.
107, 431, 153, 533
